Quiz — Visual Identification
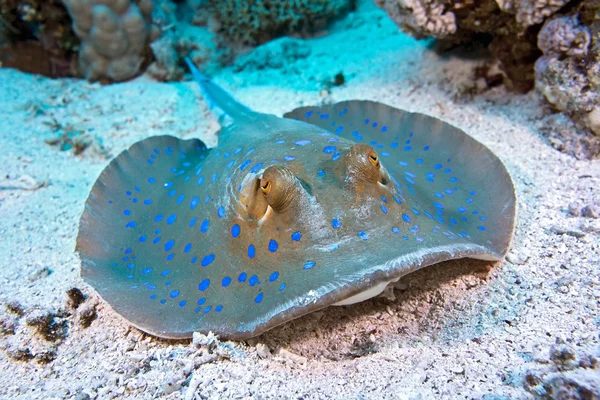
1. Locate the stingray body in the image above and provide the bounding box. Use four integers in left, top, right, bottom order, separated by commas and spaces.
77, 60, 516, 340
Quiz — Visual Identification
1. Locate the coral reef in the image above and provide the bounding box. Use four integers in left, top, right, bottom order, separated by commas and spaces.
0, 0, 79, 77
62, 0, 161, 81
373, 0, 550, 92
535, 3, 600, 140
376, 0, 600, 158
206, 0, 357, 47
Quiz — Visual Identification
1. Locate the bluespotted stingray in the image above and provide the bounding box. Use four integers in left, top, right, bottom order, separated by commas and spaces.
76, 59, 516, 340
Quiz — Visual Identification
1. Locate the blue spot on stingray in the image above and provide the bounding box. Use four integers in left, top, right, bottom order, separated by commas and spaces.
166, 253, 174, 261
402, 214, 411, 223
381, 126, 388, 132
248, 244, 255, 259
168, 190, 176, 197
215, 305, 223, 312
404, 146, 412, 151
466, 198, 473, 203
139, 235, 147, 242
184, 243, 192, 253
381, 205, 388, 214
392, 227, 400, 234
434, 202, 444, 210
478, 226, 487, 231
201, 254, 215, 267
142, 268, 152, 274
191, 256, 197, 264
164, 182, 173, 188
169, 290, 179, 298
164, 240, 175, 252
323, 145, 336, 154
240, 160, 251, 171
124, 209, 131, 216
222, 276, 231, 287
238, 272, 247, 283
166, 214, 176, 225
231, 224, 241, 238
198, 279, 210, 291
144, 199, 152, 205
190, 196, 199, 210
317, 170, 325, 176
283, 156, 296, 161
332, 219, 342, 229
218, 207, 225, 218
161, 269, 171, 276
332, 151, 340, 161
435, 192, 444, 198
153, 237, 161, 244
203, 306, 212, 314
126, 221, 136, 228
320, 114, 329, 119
268, 239, 278, 253
179, 300, 187, 307
255, 293, 264, 303
212, 173, 218, 182
269, 272, 279, 282
358, 231, 369, 240
294, 140, 311, 146
303, 261, 316, 270
148, 177, 156, 183
197, 176, 204, 185
434, 164, 442, 170
249, 275, 259, 286
197, 298, 206, 305
291, 231, 302, 241
424, 146, 430, 151
250, 163, 263, 173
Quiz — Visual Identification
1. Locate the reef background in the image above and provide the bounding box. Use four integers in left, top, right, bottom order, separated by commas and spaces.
1, 1, 599, 398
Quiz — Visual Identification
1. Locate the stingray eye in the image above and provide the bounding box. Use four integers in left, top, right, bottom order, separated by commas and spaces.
260, 179, 271, 196
368, 151, 380, 168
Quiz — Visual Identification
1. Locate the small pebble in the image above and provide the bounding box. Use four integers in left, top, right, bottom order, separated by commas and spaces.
256, 343, 271, 358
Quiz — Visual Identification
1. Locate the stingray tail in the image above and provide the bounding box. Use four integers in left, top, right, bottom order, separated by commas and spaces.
185, 58, 255, 126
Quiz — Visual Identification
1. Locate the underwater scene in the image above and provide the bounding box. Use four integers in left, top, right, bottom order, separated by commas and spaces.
1, 0, 599, 398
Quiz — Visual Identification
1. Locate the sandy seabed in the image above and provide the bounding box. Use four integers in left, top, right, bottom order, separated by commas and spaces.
1, 2, 599, 399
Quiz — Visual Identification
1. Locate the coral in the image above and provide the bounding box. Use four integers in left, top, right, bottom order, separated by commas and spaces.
0, 0, 79, 77
206, 0, 357, 47
374, 0, 547, 91
62, 0, 161, 81
377, 0, 600, 157
535, 7, 600, 140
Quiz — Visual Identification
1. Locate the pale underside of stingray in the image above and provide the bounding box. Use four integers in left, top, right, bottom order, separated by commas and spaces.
76, 60, 516, 340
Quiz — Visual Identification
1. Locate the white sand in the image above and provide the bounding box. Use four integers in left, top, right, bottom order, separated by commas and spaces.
1, 2, 599, 399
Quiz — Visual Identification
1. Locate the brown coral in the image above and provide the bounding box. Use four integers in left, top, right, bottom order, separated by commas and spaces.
62, 0, 161, 81
207, 0, 356, 47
